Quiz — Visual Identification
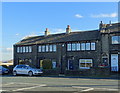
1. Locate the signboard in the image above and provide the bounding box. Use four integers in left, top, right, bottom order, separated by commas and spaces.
111, 54, 118, 71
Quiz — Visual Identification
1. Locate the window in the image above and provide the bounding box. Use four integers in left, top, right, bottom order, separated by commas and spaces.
17, 47, 20, 53
67, 43, 71, 51
81, 43, 85, 50
29, 46, 32, 52
52, 59, 57, 69
53, 45, 56, 52
76, 43, 80, 51
49, 45, 53, 52
112, 36, 119, 44
20, 47, 23, 53
38, 46, 42, 52
79, 59, 92, 69
23, 47, 26, 53
72, 43, 76, 51
42, 45, 45, 52
26, 46, 29, 53
86, 43, 90, 50
46, 45, 49, 52
91, 43, 95, 50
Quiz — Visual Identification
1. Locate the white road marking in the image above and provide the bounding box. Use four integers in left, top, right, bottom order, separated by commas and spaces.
2, 82, 14, 86
72, 86, 118, 91
95, 88, 118, 91
82, 88, 94, 92
12, 84, 46, 91
0, 90, 7, 92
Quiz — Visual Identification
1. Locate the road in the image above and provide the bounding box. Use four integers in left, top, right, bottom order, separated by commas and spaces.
1, 75, 120, 93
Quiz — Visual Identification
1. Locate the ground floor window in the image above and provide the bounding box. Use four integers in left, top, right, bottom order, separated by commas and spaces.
18, 58, 32, 66
79, 59, 92, 69
39, 59, 57, 69
52, 59, 57, 69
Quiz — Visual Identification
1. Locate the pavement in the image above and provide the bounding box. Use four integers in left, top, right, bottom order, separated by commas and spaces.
0, 75, 120, 93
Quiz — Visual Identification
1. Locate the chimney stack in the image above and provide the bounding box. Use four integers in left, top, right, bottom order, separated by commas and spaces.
99, 21, 103, 29
45, 28, 50, 36
66, 25, 71, 34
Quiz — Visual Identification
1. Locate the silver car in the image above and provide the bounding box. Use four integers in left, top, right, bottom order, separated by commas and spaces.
13, 65, 43, 76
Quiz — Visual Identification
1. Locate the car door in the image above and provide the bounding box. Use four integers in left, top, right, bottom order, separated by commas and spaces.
22, 65, 30, 74
16, 65, 23, 74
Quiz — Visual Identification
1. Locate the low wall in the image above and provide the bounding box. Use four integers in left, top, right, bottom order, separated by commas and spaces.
42, 69, 60, 75
65, 67, 110, 76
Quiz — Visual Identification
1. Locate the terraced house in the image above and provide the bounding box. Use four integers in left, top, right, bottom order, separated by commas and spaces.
13, 22, 120, 75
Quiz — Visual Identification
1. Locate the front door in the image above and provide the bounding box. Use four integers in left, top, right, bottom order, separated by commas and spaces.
68, 60, 74, 70
111, 54, 118, 72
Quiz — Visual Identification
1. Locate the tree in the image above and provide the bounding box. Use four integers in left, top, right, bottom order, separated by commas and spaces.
42, 59, 52, 69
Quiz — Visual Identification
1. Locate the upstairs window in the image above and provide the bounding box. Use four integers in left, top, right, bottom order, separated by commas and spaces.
76, 43, 80, 50
17, 47, 20, 53
17, 46, 32, 53
46, 45, 49, 52
91, 43, 95, 50
42, 45, 45, 52
38, 46, 42, 52
38, 44, 57, 52
23, 47, 26, 53
86, 43, 90, 50
72, 43, 76, 51
20, 47, 23, 53
81, 43, 85, 50
112, 36, 119, 44
26, 46, 29, 52
53, 45, 56, 52
67, 43, 71, 51
29, 46, 32, 52
67, 42, 96, 51
49, 45, 53, 52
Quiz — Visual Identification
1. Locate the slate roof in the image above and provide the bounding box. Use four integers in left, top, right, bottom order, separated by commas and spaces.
14, 30, 100, 46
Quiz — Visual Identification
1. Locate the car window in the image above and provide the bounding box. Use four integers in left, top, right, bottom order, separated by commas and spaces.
16, 65, 22, 68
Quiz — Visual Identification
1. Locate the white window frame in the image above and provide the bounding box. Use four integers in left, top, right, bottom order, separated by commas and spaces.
29, 46, 32, 52
23, 46, 26, 53
72, 43, 76, 51
79, 59, 93, 69
46, 45, 49, 52
67, 43, 71, 51
26, 46, 29, 53
52, 59, 57, 69
76, 43, 80, 51
38, 46, 42, 52
53, 44, 56, 52
112, 36, 119, 44
81, 43, 85, 50
86, 43, 90, 50
17, 47, 20, 53
20, 47, 23, 53
91, 42, 95, 50
42, 45, 45, 52
49, 45, 53, 52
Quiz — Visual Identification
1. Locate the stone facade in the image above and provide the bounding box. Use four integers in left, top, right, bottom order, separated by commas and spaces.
13, 22, 120, 75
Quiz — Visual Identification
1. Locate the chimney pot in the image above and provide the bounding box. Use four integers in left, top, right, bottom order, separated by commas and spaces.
45, 28, 50, 36
46, 28, 48, 31
66, 25, 71, 34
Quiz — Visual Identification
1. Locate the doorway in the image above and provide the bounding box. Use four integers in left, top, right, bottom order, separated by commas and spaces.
68, 59, 74, 70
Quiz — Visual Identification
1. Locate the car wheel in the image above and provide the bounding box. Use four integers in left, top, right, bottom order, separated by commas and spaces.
13, 71, 17, 76
28, 71, 33, 76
